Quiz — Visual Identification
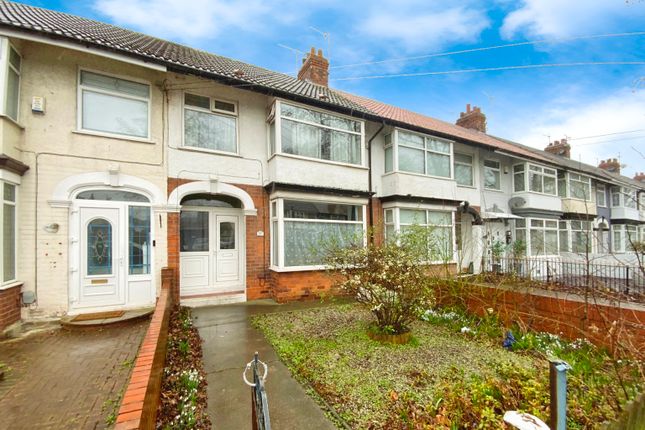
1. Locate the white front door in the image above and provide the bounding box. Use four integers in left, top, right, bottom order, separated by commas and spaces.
180, 209, 244, 296
79, 206, 124, 307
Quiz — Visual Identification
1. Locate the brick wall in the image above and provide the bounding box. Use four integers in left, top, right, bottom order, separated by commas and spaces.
270, 270, 341, 302
438, 284, 645, 350
0, 284, 21, 332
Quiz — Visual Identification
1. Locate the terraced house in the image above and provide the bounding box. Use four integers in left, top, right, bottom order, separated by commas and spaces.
0, 1, 642, 328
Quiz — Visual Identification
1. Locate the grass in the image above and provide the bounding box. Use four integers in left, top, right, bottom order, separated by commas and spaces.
253, 304, 643, 429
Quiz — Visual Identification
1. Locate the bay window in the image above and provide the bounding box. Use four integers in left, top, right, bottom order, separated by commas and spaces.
610, 187, 637, 208
515, 218, 558, 256
2, 182, 16, 284
454, 153, 473, 186
612, 224, 638, 253
271, 101, 364, 165
484, 160, 501, 190
570, 220, 591, 253
528, 165, 557, 195
183, 93, 237, 153
79, 70, 150, 138
568, 173, 592, 200
383, 207, 454, 261
271, 198, 365, 268
385, 129, 453, 178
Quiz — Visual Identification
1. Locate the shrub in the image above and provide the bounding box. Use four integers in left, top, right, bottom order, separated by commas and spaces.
323, 225, 436, 335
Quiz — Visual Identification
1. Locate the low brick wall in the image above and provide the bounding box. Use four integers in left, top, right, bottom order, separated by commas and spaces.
438, 283, 645, 351
0, 284, 22, 332
115, 270, 174, 430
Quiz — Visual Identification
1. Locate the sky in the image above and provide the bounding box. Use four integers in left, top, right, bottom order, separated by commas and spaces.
18, 0, 645, 178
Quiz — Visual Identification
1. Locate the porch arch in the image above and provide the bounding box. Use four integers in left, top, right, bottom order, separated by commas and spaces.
168, 179, 257, 216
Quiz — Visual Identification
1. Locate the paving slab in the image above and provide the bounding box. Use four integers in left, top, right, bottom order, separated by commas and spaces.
192, 300, 338, 430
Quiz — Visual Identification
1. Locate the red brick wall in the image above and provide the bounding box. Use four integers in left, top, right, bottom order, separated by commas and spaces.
0, 284, 21, 332
271, 270, 341, 302
438, 284, 645, 351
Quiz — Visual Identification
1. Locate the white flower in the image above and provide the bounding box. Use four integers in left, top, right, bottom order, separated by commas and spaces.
461, 326, 472, 334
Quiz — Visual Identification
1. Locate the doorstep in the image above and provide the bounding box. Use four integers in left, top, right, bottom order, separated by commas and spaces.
60, 307, 154, 329
181, 291, 246, 307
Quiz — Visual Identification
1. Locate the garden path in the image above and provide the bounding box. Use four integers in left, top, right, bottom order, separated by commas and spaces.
192, 299, 337, 430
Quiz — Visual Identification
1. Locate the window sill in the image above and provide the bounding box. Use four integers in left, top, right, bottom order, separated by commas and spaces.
270, 265, 327, 272
0, 114, 26, 129
72, 129, 155, 144
176, 145, 242, 158
456, 184, 477, 189
0, 280, 23, 291
512, 190, 559, 197
382, 171, 453, 181
484, 188, 504, 193
270, 153, 368, 170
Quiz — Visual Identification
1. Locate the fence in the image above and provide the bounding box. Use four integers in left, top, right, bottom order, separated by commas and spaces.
482, 256, 645, 297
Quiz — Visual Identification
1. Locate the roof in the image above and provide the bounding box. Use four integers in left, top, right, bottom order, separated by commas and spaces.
0, 1, 641, 188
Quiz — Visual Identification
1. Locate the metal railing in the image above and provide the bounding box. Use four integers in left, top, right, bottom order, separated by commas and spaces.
482, 256, 645, 297
243, 352, 271, 430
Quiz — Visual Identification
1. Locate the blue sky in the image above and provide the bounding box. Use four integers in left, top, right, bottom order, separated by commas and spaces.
19, 0, 645, 177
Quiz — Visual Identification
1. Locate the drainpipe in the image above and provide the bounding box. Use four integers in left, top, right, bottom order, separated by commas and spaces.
367, 122, 385, 242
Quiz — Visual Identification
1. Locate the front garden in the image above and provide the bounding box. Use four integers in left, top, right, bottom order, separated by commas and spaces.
254, 303, 643, 429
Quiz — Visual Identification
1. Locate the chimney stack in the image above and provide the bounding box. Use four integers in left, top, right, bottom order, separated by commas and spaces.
456, 104, 486, 133
634, 172, 645, 182
297, 47, 329, 87
598, 158, 621, 175
544, 138, 571, 158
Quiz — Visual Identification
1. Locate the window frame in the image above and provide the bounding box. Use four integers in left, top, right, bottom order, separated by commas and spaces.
515, 217, 559, 256
484, 159, 501, 191
596, 184, 606, 207
77, 68, 152, 141
181, 91, 239, 155
1, 180, 17, 286
382, 205, 456, 263
612, 224, 639, 253
268, 99, 366, 168
392, 129, 454, 179
453, 152, 474, 187
567, 172, 592, 201
2, 41, 21, 123
270, 195, 367, 271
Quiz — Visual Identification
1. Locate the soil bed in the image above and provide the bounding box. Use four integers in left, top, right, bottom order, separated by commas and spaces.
156, 306, 211, 429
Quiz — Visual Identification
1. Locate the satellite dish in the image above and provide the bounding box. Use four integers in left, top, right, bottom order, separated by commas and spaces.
508, 197, 526, 209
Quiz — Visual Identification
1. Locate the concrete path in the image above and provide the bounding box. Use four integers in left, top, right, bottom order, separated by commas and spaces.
192, 300, 337, 430
0, 320, 147, 429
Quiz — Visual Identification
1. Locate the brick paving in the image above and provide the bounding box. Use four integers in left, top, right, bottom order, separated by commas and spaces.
0, 320, 147, 430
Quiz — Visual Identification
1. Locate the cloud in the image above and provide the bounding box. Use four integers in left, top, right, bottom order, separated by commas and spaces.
359, 5, 490, 52
513, 88, 645, 177
501, 0, 645, 39
92, 0, 277, 41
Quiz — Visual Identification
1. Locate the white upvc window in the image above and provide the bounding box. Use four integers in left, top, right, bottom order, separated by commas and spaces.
269, 100, 365, 166
454, 153, 474, 186
383, 206, 455, 262
394, 129, 452, 178
612, 224, 638, 253
568, 173, 592, 200
610, 186, 637, 208
1, 181, 17, 284
484, 159, 501, 190
596, 184, 606, 207
1, 41, 21, 122
270, 197, 366, 269
527, 164, 557, 195
515, 218, 559, 256
559, 220, 592, 254
513, 164, 525, 192
78, 70, 150, 139
183, 93, 238, 153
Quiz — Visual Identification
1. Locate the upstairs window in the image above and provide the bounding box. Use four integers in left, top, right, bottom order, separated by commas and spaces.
513, 164, 525, 192
4, 44, 20, 122
568, 173, 592, 200
611, 187, 637, 208
79, 70, 150, 138
397, 130, 451, 177
184, 93, 237, 153
596, 184, 606, 207
528, 164, 556, 195
275, 102, 363, 165
454, 153, 473, 186
484, 160, 501, 190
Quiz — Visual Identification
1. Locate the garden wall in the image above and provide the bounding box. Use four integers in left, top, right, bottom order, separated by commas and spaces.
0, 284, 21, 332
115, 268, 174, 430
437, 283, 645, 351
